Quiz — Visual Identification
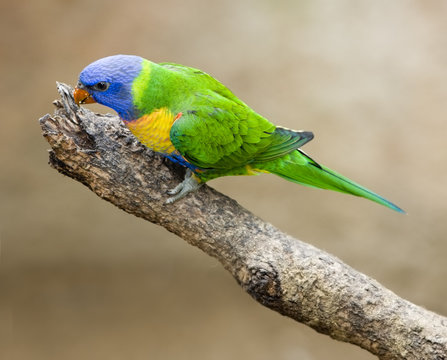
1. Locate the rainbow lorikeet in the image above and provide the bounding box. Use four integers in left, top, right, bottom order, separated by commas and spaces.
73, 55, 403, 212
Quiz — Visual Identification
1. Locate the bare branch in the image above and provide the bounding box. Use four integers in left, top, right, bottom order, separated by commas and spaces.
40, 83, 447, 360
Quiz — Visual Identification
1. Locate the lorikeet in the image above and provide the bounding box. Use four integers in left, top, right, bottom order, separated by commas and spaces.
73, 55, 403, 212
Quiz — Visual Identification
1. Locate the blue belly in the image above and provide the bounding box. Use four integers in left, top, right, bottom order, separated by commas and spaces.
166, 153, 200, 171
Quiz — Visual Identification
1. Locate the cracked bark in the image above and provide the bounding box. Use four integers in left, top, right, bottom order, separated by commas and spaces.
39, 83, 447, 360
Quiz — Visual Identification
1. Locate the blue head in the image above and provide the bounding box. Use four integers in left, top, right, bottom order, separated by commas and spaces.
74, 55, 143, 120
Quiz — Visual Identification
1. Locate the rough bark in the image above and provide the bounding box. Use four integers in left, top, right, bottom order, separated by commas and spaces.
39, 83, 447, 360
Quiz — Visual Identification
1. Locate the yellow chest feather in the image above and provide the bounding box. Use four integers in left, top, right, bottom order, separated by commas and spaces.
125, 108, 177, 154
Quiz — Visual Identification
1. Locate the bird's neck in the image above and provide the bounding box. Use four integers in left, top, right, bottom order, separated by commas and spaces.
131, 60, 188, 117
115, 61, 167, 121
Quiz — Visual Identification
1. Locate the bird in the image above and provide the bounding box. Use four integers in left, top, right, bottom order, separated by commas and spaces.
73, 54, 403, 212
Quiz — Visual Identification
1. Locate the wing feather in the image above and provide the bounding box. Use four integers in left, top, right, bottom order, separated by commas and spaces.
163, 63, 314, 170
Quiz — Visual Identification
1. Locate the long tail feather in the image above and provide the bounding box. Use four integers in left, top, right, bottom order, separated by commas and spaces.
256, 150, 404, 213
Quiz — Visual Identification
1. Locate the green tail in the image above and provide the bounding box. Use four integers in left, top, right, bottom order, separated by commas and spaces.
256, 150, 404, 213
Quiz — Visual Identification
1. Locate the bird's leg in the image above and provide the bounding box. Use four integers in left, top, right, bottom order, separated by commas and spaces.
166, 169, 203, 203
167, 169, 194, 196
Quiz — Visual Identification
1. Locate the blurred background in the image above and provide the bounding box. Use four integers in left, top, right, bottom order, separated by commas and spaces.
1, 0, 446, 359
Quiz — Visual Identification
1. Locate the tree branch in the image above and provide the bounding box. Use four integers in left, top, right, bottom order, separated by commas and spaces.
40, 83, 447, 360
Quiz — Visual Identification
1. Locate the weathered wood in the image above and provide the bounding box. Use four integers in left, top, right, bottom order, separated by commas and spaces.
39, 83, 447, 360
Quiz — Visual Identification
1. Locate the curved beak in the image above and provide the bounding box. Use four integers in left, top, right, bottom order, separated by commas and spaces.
73, 86, 96, 105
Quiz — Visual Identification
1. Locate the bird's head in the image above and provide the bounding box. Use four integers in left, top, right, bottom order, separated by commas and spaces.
74, 55, 143, 120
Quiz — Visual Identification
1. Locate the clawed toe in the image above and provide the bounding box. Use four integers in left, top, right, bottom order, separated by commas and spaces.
167, 182, 184, 196
165, 169, 202, 203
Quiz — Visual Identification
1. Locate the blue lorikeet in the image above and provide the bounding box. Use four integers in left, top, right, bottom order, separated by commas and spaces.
73, 55, 403, 212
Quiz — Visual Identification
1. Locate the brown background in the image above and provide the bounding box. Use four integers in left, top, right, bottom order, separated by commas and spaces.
1, 1, 446, 359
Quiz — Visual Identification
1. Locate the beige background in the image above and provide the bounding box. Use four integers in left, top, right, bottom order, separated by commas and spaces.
1, 1, 446, 359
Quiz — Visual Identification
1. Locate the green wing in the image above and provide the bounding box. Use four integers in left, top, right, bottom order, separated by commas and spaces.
160, 62, 313, 170
170, 93, 313, 170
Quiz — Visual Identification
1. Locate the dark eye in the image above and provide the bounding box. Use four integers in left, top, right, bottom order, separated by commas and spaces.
93, 81, 110, 91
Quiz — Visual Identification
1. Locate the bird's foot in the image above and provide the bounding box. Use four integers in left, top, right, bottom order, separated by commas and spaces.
166, 169, 203, 203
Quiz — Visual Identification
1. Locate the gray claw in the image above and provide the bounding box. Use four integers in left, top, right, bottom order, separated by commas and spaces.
167, 181, 184, 196
166, 169, 202, 203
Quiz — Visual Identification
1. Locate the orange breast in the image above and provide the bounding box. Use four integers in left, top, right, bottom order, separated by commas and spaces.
125, 108, 179, 154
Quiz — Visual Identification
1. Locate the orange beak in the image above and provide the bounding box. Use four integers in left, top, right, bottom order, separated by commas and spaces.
73, 87, 96, 105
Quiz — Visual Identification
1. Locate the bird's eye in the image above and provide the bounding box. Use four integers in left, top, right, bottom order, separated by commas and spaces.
93, 81, 110, 91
